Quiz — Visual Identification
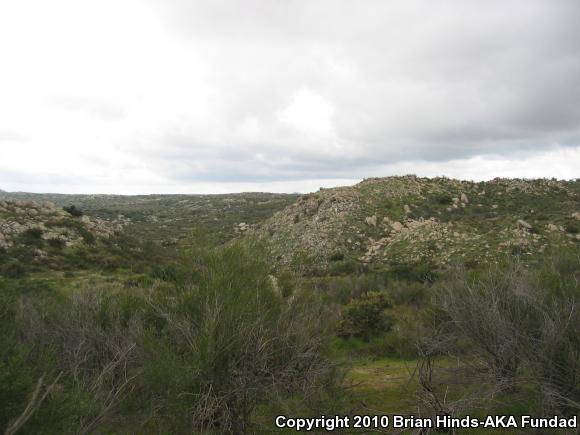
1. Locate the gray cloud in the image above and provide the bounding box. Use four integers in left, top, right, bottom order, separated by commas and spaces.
138, 0, 580, 182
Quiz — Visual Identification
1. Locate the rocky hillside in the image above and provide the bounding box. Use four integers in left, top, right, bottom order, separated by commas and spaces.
0, 199, 124, 248
0, 199, 129, 276
256, 176, 580, 273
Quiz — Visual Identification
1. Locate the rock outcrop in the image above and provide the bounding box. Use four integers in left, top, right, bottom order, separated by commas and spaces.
254, 176, 579, 272
0, 199, 123, 250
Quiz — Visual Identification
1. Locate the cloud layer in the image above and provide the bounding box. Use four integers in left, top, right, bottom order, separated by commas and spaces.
1, 0, 579, 193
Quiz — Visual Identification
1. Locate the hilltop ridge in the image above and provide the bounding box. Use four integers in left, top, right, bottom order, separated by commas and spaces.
255, 176, 580, 273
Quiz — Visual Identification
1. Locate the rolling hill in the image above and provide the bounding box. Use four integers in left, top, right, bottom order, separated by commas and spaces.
255, 176, 580, 274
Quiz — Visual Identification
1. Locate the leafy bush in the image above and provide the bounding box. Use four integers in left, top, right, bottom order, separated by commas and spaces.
388, 281, 427, 307
433, 193, 453, 205
46, 238, 65, 250
338, 291, 393, 341
380, 327, 420, 359
17, 228, 44, 249
310, 273, 387, 305
1, 260, 27, 278
62, 205, 83, 217
276, 268, 296, 298
329, 251, 345, 261
328, 258, 363, 276
21, 228, 43, 240
388, 261, 438, 283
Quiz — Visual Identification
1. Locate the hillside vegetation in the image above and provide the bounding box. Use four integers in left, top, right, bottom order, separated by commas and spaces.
257, 176, 580, 274
1, 177, 579, 434
0, 199, 141, 278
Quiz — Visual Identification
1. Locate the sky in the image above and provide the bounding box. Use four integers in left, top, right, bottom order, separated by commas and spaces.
0, 0, 579, 194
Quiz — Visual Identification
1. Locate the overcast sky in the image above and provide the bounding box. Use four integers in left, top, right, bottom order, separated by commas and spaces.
1, 0, 579, 194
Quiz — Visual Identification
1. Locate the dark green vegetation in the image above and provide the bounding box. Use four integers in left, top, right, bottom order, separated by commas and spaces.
417, 251, 580, 425
1, 240, 337, 434
1, 177, 579, 433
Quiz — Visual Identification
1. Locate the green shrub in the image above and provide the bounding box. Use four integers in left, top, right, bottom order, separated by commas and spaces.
329, 251, 345, 261
80, 230, 96, 245
21, 228, 43, 240
17, 228, 44, 249
433, 193, 453, 205
276, 268, 296, 298
8, 240, 336, 434
141, 240, 336, 433
389, 261, 438, 283
338, 291, 393, 341
311, 273, 387, 304
419, 251, 580, 414
150, 264, 181, 282
1, 260, 27, 278
380, 328, 419, 358
46, 238, 65, 250
62, 205, 83, 217
0, 282, 35, 432
388, 281, 428, 307
328, 258, 362, 276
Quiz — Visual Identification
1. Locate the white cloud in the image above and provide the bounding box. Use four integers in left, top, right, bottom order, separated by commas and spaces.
278, 89, 334, 137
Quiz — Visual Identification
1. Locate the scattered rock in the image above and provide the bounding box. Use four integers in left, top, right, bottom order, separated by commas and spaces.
391, 221, 404, 232
0, 198, 121, 251
303, 198, 320, 216
460, 193, 469, 204
236, 222, 250, 232
365, 215, 377, 227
